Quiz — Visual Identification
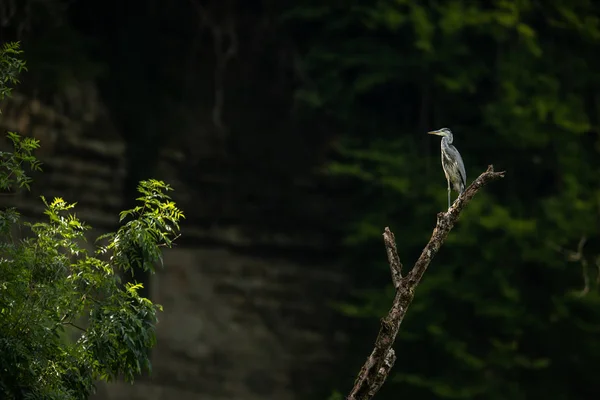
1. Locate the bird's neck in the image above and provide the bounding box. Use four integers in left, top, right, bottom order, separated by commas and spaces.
441, 135, 453, 145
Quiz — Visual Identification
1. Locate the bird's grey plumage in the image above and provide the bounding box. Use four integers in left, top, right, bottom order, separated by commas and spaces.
428, 127, 467, 208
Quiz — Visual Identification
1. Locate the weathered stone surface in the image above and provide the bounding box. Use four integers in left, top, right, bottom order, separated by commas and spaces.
0, 90, 127, 227
0, 90, 349, 399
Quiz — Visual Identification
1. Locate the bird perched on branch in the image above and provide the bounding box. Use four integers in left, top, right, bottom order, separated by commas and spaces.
428, 127, 467, 209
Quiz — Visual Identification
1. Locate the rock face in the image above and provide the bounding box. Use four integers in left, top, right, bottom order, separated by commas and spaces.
0, 87, 127, 227
98, 247, 346, 400
0, 87, 349, 399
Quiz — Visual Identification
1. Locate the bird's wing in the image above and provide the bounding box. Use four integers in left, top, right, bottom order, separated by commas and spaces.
446, 145, 467, 189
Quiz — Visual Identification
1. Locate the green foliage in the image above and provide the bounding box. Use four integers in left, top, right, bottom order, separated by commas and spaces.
0, 42, 27, 103
98, 180, 184, 275
0, 132, 42, 191
0, 43, 185, 399
287, 1, 600, 399
0, 167, 184, 398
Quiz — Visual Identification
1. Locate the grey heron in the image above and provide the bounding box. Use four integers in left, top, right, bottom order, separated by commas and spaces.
428, 127, 467, 209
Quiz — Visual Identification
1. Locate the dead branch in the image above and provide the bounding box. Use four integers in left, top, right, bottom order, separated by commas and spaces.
189, 0, 237, 135
569, 236, 590, 296
347, 165, 505, 400
550, 235, 600, 297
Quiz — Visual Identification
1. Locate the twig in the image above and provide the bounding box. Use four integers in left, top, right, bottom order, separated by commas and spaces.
347, 165, 505, 400
549, 236, 592, 296
62, 321, 86, 333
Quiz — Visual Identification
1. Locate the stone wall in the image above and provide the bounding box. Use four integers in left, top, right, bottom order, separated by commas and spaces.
0, 88, 350, 399
0, 86, 126, 228
94, 247, 346, 400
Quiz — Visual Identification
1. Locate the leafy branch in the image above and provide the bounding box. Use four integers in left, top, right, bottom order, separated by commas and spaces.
97, 179, 185, 274
0, 131, 42, 192
0, 139, 185, 397
0, 41, 26, 103
0, 41, 188, 398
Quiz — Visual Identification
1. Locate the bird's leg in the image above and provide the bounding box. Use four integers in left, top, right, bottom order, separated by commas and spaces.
447, 179, 451, 209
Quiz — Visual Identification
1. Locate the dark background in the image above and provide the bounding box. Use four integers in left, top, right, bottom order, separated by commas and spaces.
1, 0, 600, 399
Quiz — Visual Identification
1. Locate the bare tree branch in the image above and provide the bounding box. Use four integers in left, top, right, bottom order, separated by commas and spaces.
188, 0, 237, 136
384, 229, 403, 289
550, 235, 599, 297
347, 165, 505, 400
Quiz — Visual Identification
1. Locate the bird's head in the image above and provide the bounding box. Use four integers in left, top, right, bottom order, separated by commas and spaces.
427, 127, 452, 138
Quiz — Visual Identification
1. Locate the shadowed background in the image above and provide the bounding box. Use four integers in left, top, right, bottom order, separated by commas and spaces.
0, 0, 599, 399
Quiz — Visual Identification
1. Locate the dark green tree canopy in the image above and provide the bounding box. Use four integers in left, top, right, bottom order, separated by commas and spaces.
284, 1, 600, 399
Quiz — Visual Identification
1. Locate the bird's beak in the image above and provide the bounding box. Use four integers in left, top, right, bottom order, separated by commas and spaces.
428, 130, 441, 136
